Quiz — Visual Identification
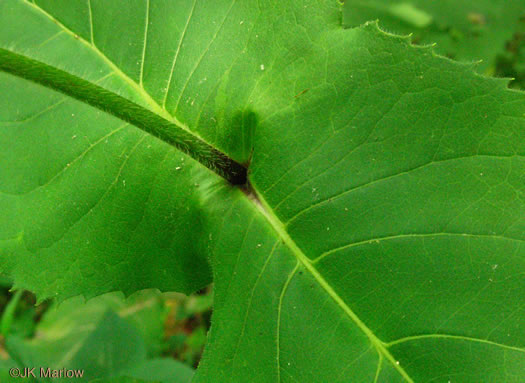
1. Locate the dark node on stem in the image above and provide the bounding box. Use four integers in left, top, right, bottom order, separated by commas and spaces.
225, 161, 248, 185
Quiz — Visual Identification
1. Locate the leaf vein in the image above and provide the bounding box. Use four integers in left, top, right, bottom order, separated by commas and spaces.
139, 0, 150, 87
386, 334, 525, 353
276, 263, 299, 383
286, 154, 521, 226
162, 0, 197, 108
173, 0, 238, 114
313, 233, 524, 264
230, 239, 280, 374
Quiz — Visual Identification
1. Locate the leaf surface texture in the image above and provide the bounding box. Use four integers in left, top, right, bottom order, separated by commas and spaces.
0, 1, 524, 381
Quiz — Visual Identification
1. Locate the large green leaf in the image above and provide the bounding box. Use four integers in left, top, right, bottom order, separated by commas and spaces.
1, 0, 524, 381
343, 0, 525, 72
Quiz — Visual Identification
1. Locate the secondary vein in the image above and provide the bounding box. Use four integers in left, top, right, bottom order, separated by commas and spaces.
386, 334, 525, 353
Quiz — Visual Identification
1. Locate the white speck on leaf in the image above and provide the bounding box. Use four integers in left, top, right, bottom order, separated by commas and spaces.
260, 64, 265, 71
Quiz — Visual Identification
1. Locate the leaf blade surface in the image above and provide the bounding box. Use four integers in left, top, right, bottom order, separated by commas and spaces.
0, 1, 524, 382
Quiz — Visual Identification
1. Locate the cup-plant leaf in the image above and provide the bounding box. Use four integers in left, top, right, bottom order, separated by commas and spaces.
1, 0, 524, 381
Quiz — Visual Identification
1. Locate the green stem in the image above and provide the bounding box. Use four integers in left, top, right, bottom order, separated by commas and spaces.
0, 48, 247, 185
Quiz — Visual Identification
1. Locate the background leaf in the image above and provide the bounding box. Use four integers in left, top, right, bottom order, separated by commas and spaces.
343, 0, 525, 72
3, 291, 194, 382
123, 358, 194, 383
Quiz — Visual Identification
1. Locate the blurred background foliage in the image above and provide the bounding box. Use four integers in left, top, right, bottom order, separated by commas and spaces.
343, 1, 525, 89
0, 276, 212, 382
494, 15, 525, 90
1, 2, 524, 383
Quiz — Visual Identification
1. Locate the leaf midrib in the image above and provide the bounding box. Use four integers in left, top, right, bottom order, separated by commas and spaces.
249, 188, 415, 382
251, 185, 525, 379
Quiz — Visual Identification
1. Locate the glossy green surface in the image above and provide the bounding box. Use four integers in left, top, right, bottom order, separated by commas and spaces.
1, 1, 524, 381
344, 0, 525, 71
